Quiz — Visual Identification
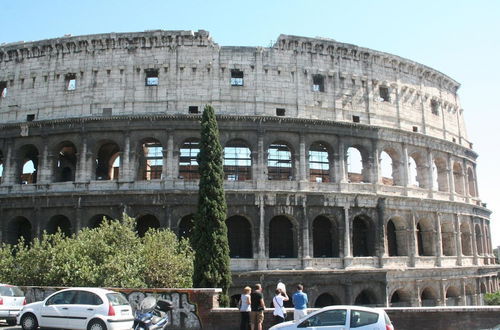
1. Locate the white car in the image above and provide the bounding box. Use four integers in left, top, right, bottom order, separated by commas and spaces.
269, 305, 394, 330
0, 284, 26, 326
17, 287, 133, 330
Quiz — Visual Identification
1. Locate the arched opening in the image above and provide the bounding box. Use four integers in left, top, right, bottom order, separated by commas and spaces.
19, 145, 39, 184
224, 141, 251, 181
460, 223, 472, 256
465, 285, 474, 305
179, 139, 200, 180
347, 147, 365, 183
95, 142, 120, 180
408, 156, 419, 187
269, 216, 295, 258
386, 217, 408, 256
312, 216, 338, 257
441, 222, 456, 256
475, 224, 483, 255
46, 215, 72, 236
138, 140, 163, 180
136, 214, 160, 237
416, 219, 434, 256
446, 286, 460, 306
227, 216, 252, 258
421, 287, 437, 307
390, 289, 411, 307
453, 162, 465, 195
353, 215, 375, 257
55, 142, 77, 182
480, 283, 487, 295
6, 217, 32, 245
467, 167, 477, 197
380, 149, 401, 185
309, 142, 330, 183
354, 290, 378, 307
89, 214, 112, 229
267, 143, 293, 180
314, 293, 341, 307
178, 215, 194, 240
433, 157, 448, 192
387, 220, 398, 256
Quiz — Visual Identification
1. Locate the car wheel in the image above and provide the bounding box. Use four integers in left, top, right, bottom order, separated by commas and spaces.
20, 313, 38, 330
87, 318, 107, 330
6, 319, 17, 326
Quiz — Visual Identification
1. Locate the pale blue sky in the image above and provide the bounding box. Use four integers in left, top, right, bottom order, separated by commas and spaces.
1, 0, 499, 245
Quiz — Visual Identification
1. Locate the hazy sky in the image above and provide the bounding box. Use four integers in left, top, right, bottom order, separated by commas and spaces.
1, 0, 499, 246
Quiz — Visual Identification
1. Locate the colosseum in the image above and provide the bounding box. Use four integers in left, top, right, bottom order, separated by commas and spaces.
0, 29, 498, 308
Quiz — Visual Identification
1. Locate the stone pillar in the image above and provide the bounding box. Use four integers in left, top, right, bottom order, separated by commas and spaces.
460, 278, 467, 306
471, 217, 479, 265
76, 136, 88, 182
165, 131, 175, 180
438, 279, 446, 306
414, 281, 422, 307
37, 141, 52, 184
455, 214, 463, 266
299, 133, 307, 182
409, 211, 418, 267
257, 194, 267, 270
1, 140, 14, 185
120, 134, 131, 181
447, 155, 455, 200
402, 144, 409, 192
343, 205, 352, 267
436, 213, 443, 267
337, 139, 347, 183
256, 131, 266, 189
427, 150, 435, 198
301, 197, 311, 269
481, 218, 489, 255
372, 142, 381, 184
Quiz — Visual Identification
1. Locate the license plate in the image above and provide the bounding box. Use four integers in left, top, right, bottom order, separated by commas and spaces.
121, 310, 130, 315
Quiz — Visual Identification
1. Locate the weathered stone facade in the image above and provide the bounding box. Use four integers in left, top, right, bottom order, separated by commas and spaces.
0, 30, 498, 308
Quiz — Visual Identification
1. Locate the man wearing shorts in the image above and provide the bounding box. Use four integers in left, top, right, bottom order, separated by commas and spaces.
250, 283, 265, 330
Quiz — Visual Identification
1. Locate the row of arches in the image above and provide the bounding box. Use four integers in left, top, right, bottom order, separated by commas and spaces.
3, 212, 492, 258
0, 138, 478, 198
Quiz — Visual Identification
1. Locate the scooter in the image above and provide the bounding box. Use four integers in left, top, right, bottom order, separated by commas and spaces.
133, 296, 173, 330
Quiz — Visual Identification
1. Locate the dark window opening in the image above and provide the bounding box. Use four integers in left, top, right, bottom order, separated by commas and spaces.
103, 108, 112, 116
179, 139, 200, 180
230, 69, 244, 86
227, 216, 252, 258
188, 106, 199, 114
0, 81, 7, 98
26, 114, 35, 122
379, 86, 390, 102
224, 143, 251, 181
412, 126, 418, 132
136, 215, 160, 237
431, 100, 439, 115
267, 143, 292, 180
352, 115, 360, 123
269, 216, 295, 258
276, 108, 285, 116
65, 73, 76, 91
145, 69, 159, 86
313, 74, 325, 92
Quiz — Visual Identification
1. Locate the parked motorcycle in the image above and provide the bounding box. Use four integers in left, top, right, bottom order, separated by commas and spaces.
133, 296, 173, 330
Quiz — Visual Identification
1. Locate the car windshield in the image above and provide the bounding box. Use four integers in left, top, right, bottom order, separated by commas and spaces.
106, 292, 129, 306
0, 286, 24, 297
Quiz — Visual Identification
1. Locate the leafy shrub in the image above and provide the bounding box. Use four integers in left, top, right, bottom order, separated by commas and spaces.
484, 291, 500, 305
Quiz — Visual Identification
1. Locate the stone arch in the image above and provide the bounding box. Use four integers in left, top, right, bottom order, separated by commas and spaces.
480, 282, 487, 294
380, 147, 402, 186
46, 214, 72, 236
453, 162, 465, 195
269, 215, 296, 258
312, 215, 339, 258
465, 284, 475, 305
136, 214, 160, 237
390, 289, 411, 307
445, 286, 460, 306
54, 141, 77, 182
416, 218, 434, 256
137, 138, 163, 181
352, 214, 376, 257
6, 216, 32, 245
346, 146, 367, 183
179, 138, 200, 180
224, 140, 252, 181
267, 142, 293, 180
386, 217, 408, 257
89, 214, 112, 229
467, 167, 477, 197
314, 292, 341, 307
95, 141, 120, 180
408, 151, 427, 188
354, 289, 379, 307
475, 223, 483, 255
421, 287, 438, 306
227, 215, 253, 258
178, 214, 194, 240
18, 144, 39, 184
433, 156, 448, 192
460, 222, 473, 256
441, 221, 456, 256
309, 141, 331, 183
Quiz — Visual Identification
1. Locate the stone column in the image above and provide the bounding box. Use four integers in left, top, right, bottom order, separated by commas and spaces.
460, 278, 467, 306
37, 141, 52, 184
120, 134, 131, 181
1, 140, 14, 185
337, 139, 347, 183
455, 214, 463, 266
301, 197, 311, 269
414, 281, 422, 307
481, 218, 489, 255
372, 142, 381, 184
447, 155, 455, 200
402, 144, 409, 193
76, 136, 88, 182
471, 217, 479, 265
298, 133, 307, 188
343, 205, 352, 267
257, 194, 267, 270
436, 213, 443, 267
409, 211, 418, 267
438, 279, 446, 306
164, 131, 174, 180
427, 150, 435, 198
256, 131, 266, 189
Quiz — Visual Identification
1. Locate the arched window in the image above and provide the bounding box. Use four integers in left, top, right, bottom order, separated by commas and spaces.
89, 214, 112, 229
353, 215, 374, 257
139, 140, 163, 180
267, 143, 292, 180
269, 216, 295, 258
224, 142, 251, 181
467, 167, 477, 197
441, 222, 456, 256
453, 162, 465, 195
136, 214, 160, 237
421, 287, 437, 307
95, 142, 120, 180
314, 293, 341, 307
475, 224, 483, 255
6, 217, 32, 245
380, 149, 401, 185
227, 216, 252, 258
408, 156, 418, 187
55, 142, 77, 182
309, 142, 330, 183
19, 145, 39, 184
312, 216, 338, 257
446, 287, 460, 306
390, 289, 411, 307
347, 147, 364, 183
433, 157, 448, 192
387, 220, 398, 256
354, 290, 378, 307
179, 139, 200, 180
46, 215, 72, 236
417, 219, 434, 256
178, 215, 194, 240
460, 223, 472, 256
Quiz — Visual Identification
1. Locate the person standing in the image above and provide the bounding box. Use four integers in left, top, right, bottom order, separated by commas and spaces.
272, 288, 289, 324
238, 286, 252, 330
250, 283, 265, 330
292, 284, 308, 321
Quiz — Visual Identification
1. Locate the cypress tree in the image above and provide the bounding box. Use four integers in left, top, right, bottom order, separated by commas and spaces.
192, 104, 232, 306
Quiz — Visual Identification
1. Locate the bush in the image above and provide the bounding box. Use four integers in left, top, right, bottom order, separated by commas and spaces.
484, 291, 500, 305
0, 214, 194, 288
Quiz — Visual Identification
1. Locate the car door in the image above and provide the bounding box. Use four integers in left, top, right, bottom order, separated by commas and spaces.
66, 290, 104, 329
297, 309, 348, 329
39, 290, 76, 328
349, 309, 381, 329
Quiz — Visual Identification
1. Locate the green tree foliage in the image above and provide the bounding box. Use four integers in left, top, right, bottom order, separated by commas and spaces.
484, 291, 500, 305
0, 214, 194, 288
191, 104, 232, 306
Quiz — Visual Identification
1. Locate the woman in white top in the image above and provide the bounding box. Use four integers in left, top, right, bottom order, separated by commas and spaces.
272, 288, 289, 324
238, 286, 252, 330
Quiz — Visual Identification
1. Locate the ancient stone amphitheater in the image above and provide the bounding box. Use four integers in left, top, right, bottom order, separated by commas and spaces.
0, 30, 498, 307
